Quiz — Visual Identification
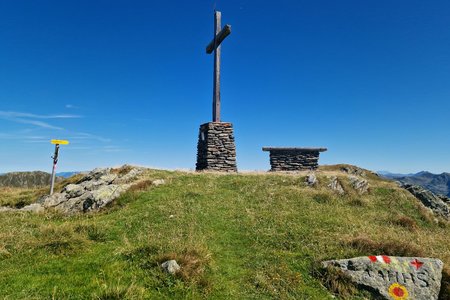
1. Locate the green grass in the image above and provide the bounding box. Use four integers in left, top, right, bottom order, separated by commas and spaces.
0, 168, 449, 299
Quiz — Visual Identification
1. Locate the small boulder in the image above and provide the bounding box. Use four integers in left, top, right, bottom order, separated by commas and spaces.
152, 179, 165, 186
349, 176, 370, 194
161, 260, 180, 275
306, 173, 318, 186
21, 203, 44, 213
328, 176, 344, 195
322, 256, 443, 300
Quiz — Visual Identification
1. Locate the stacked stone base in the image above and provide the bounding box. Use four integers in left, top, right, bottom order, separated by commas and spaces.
196, 122, 237, 172
262, 147, 327, 171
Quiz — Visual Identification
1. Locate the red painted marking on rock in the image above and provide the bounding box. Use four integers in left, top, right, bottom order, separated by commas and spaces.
393, 286, 405, 297
382, 255, 391, 264
368, 255, 391, 264
411, 259, 424, 270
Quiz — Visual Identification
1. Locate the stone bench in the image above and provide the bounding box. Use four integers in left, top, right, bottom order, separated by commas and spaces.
262, 147, 327, 171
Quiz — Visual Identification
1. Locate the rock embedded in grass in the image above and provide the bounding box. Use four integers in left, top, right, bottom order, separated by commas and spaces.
161, 260, 180, 275
340, 166, 367, 177
306, 173, 318, 186
322, 256, 444, 299
328, 176, 345, 195
349, 176, 370, 194
152, 179, 165, 186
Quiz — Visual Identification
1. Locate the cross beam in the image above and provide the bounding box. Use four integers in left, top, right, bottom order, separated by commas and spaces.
206, 24, 231, 54
206, 11, 231, 123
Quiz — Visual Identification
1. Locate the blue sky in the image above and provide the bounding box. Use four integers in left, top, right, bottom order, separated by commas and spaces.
0, 0, 449, 173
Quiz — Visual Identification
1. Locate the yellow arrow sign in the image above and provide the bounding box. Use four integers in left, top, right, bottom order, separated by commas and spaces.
51, 139, 69, 145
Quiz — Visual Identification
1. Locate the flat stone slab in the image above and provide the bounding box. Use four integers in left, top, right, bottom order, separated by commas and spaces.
322, 256, 444, 299
262, 147, 327, 152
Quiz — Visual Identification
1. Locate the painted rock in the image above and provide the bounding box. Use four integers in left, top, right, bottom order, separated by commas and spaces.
322, 256, 444, 299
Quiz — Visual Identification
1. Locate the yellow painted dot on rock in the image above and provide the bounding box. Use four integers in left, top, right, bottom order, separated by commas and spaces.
388, 283, 409, 300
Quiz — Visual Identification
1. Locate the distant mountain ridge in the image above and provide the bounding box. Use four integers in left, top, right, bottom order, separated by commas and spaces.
0, 171, 64, 188
380, 171, 450, 197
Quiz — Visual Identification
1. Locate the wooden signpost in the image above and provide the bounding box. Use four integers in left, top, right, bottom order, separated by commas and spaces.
206, 11, 232, 122
50, 139, 69, 195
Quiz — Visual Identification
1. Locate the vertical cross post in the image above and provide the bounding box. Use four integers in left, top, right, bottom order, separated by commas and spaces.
206, 11, 231, 122
213, 11, 221, 122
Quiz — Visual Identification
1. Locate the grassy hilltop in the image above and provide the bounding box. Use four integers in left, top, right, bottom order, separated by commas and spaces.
0, 165, 449, 299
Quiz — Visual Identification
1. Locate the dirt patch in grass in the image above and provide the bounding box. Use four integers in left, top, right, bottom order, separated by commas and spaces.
348, 197, 368, 207
391, 215, 418, 231
346, 236, 424, 257
129, 180, 153, 192
313, 193, 334, 204
74, 224, 108, 242
157, 249, 211, 284
122, 245, 212, 289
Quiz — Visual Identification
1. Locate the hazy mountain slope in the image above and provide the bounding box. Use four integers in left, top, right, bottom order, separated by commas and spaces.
0, 171, 63, 188
391, 172, 450, 197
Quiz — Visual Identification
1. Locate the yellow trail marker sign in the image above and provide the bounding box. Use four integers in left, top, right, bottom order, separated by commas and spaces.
51, 139, 69, 145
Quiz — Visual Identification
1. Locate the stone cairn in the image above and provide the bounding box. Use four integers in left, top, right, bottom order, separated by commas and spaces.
196, 122, 237, 172
262, 147, 327, 171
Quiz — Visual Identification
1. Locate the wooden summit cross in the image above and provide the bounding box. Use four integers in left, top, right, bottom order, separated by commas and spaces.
206, 11, 231, 122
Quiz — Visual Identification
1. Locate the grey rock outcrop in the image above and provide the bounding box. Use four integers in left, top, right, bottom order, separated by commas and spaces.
322, 256, 444, 300
328, 176, 345, 195
37, 167, 145, 214
403, 184, 449, 219
438, 195, 450, 204
349, 176, 370, 194
340, 166, 367, 177
306, 173, 318, 186
0, 171, 63, 188
0, 166, 146, 215
161, 260, 180, 275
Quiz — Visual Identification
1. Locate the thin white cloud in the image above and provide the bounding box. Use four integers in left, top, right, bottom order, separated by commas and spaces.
14, 118, 63, 130
69, 132, 111, 143
65, 104, 78, 109
0, 134, 50, 144
0, 111, 81, 119
0, 110, 82, 130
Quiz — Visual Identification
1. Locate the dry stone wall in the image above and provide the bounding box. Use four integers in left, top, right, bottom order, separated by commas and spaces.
262, 147, 327, 171
196, 122, 237, 172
